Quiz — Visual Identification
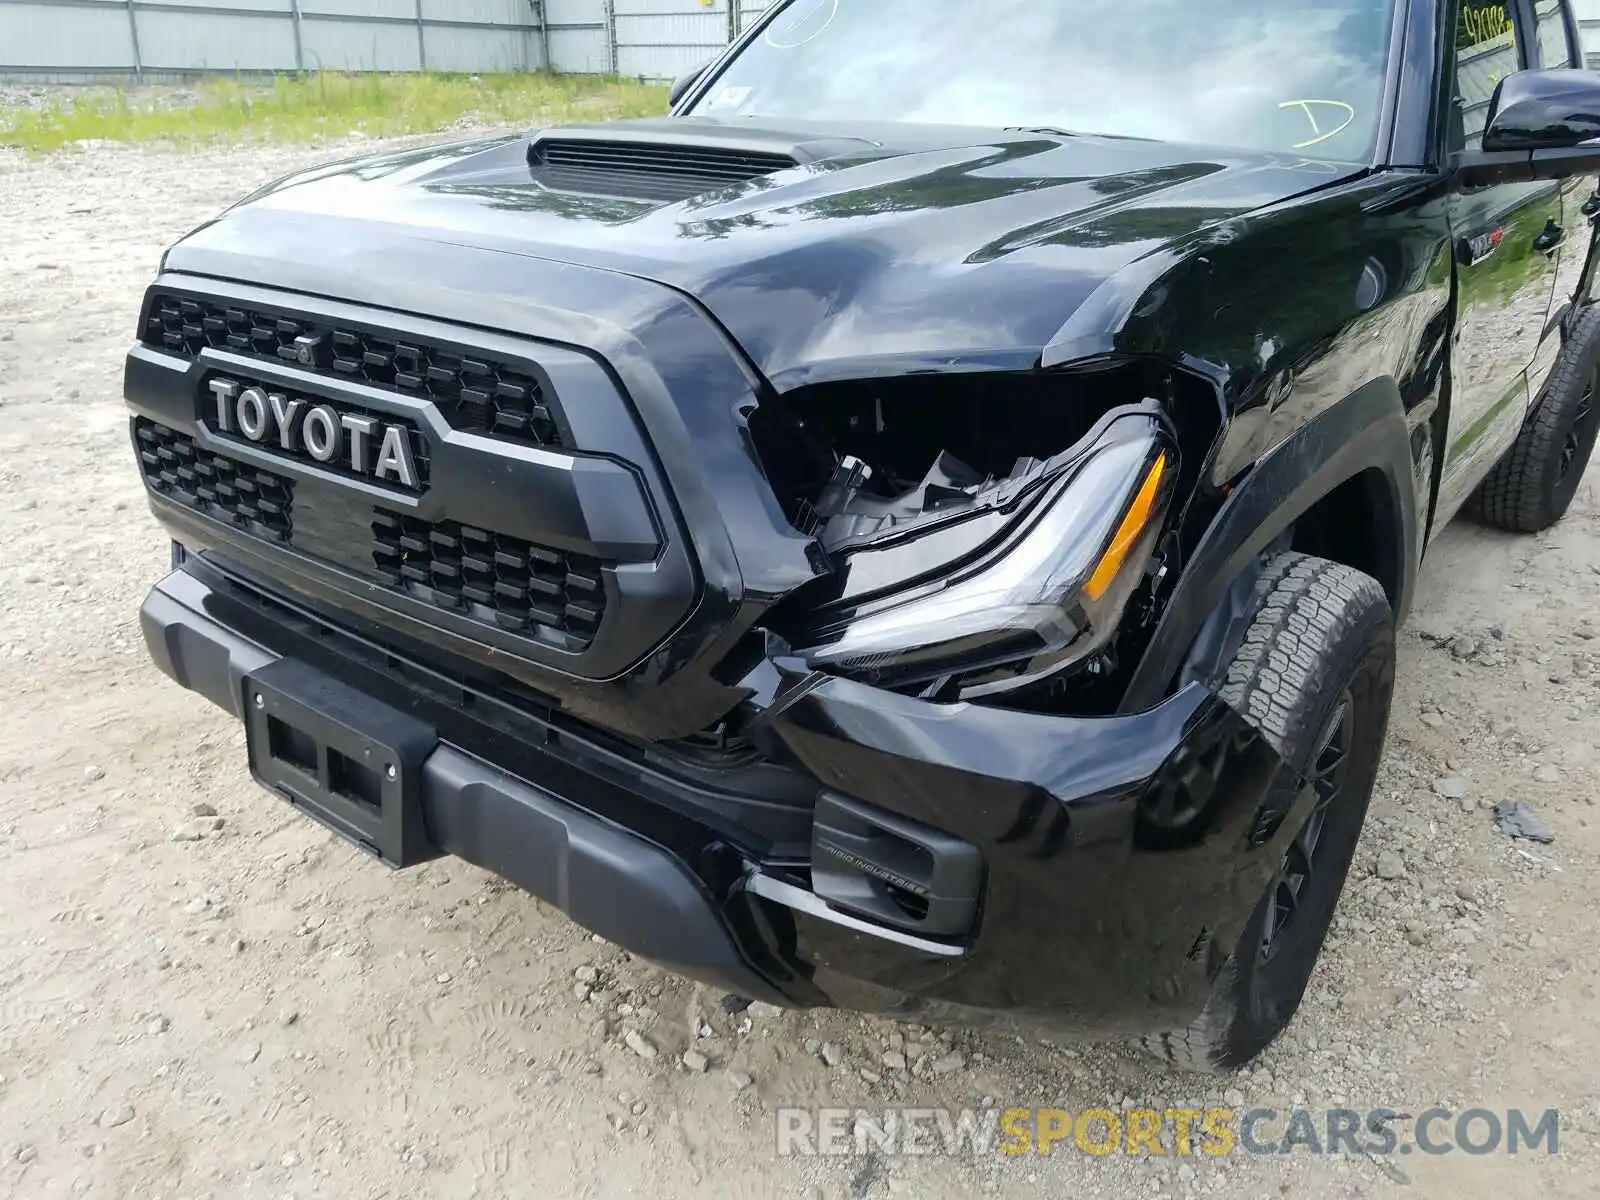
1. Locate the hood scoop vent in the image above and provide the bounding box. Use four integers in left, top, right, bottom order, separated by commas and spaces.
528, 132, 799, 201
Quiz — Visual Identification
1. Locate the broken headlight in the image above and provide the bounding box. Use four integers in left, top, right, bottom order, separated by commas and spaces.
796, 409, 1176, 696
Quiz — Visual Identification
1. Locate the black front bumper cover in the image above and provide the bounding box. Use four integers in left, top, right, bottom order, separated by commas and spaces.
141, 560, 1293, 1040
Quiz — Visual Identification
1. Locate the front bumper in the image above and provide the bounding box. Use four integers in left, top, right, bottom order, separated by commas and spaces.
141, 562, 1291, 1040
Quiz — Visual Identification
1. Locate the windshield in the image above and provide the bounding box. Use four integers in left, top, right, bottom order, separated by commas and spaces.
688, 0, 1398, 162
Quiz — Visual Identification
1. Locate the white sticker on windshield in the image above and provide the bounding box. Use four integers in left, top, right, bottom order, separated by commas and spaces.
705, 85, 753, 111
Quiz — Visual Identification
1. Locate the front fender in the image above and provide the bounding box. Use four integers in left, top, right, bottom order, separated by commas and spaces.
1122, 376, 1419, 713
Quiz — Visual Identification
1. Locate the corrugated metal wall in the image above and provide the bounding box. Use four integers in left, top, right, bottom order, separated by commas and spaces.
0, 0, 774, 81
543, 0, 609, 75
613, 0, 729, 81
12, 2, 1588, 83
1576, 0, 1600, 65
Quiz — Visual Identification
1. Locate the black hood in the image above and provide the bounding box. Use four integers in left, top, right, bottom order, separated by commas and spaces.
166, 116, 1365, 389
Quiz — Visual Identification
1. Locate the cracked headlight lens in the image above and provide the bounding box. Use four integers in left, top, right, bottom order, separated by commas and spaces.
797, 412, 1175, 693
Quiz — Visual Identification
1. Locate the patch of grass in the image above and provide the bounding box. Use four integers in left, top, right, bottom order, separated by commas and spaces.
0, 72, 669, 153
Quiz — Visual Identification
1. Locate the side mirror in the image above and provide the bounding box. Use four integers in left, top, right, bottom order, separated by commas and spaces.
669, 64, 707, 108
1458, 68, 1600, 186
1483, 68, 1600, 152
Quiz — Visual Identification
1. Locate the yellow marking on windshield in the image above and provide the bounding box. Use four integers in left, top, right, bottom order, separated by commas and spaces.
1278, 100, 1357, 149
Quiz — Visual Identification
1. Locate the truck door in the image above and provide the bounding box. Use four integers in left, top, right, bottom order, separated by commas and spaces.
1437, 1, 1566, 525
1530, 0, 1598, 380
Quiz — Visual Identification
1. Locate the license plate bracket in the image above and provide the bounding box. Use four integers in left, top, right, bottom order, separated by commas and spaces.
243, 658, 440, 869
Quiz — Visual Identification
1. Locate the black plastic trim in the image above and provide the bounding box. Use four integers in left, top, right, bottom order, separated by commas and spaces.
163, 559, 819, 857
245, 657, 441, 869
139, 570, 793, 1006
138, 563, 1304, 1038
124, 276, 701, 687
422, 745, 790, 1004
144, 483, 686, 690
811, 792, 984, 939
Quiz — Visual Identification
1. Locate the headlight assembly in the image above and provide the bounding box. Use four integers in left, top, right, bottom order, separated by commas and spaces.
795, 408, 1176, 696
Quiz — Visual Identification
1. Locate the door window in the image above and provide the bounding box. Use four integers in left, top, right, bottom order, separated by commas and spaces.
1531, 0, 1577, 68
1453, 2, 1523, 151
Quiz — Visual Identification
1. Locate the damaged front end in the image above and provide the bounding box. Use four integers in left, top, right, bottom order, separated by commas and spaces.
748, 360, 1223, 715
708, 362, 1307, 1034
743, 663, 1297, 1034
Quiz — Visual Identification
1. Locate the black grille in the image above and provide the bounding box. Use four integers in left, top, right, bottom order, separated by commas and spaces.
372, 512, 606, 649
529, 137, 796, 197
135, 419, 293, 542
142, 294, 562, 449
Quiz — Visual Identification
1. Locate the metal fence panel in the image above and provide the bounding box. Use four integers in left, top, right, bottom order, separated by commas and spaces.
419, 0, 532, 23
0, 2, 135, 70
156, 0, 289, 12
547, 27, 609, 73
1572, 0, 1600, 64
614, 0, 729, 80
1582, 20, 1600, 68
542, 0, 603, 28
0, 0, 763, 82
299, 0, 413, 17
299, 16, 421, 71
136, 8, 300, 71
735, 0, 771, 34
544, 0, 608, 74
421, 23, 539, 73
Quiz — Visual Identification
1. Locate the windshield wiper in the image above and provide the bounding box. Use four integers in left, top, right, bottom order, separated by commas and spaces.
1004, 126, 1158, 144
1004, 126, 1082, 138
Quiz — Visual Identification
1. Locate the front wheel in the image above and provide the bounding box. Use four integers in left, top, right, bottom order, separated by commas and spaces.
1136, 553, 1395, 1073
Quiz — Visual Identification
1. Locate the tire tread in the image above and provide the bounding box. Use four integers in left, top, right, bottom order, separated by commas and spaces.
1133, 552, 1389, 1072
1474, 306, 1600, 533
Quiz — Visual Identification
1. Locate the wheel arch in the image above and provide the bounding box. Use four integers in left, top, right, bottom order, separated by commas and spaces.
1288, 466, 1409, 612
1121, 376, 1419, 713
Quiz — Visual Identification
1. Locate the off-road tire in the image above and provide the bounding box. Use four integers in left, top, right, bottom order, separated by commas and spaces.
1135, 553, 1395, 1073
1474, 304, 1600, 533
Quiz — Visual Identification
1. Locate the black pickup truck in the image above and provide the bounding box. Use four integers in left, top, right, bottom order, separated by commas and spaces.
127, 0, 1600, 1071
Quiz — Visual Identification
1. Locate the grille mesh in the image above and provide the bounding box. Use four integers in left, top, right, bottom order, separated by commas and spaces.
135, 419, 293, 542
372, 512, 606, 649
142, 294, 562, 448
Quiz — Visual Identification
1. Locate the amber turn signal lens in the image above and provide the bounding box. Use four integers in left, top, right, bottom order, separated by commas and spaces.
1085, 453, 1167, 602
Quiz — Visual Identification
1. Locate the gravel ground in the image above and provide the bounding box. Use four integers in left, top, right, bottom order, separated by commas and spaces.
1, 134, 1598, 1200
0, 84, 204, 114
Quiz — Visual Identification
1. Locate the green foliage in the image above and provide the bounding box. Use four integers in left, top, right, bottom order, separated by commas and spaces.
0, 72, 669, 153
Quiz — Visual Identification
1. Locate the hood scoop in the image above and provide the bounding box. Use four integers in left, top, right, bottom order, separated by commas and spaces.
525, 119, 885, 203
528, 129, 798, 202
